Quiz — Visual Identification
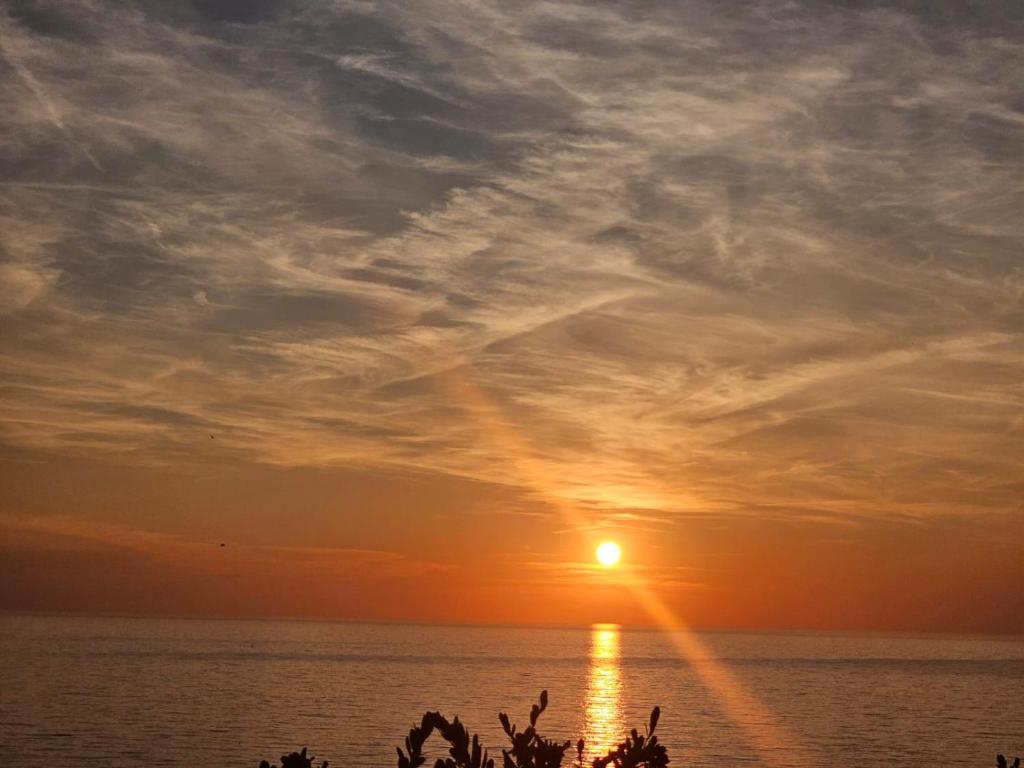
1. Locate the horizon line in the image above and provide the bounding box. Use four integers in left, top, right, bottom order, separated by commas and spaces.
3, 608, 1022, 640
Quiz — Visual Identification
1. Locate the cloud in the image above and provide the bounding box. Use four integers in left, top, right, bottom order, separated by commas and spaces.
0, 0, 1022, 543
0, 512, 450, 582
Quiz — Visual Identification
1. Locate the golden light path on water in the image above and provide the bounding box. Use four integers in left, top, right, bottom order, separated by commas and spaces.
583, 624, 624, 758
438, 366, 814, 768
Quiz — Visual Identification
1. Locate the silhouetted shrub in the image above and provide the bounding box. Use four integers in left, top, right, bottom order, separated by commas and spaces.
395, 691, 666, 768
258, 746, 327, 768
260, 692, 1017, 767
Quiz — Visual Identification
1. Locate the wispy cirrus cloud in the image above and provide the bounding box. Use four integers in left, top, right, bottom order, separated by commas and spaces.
1, 0, 1022, 545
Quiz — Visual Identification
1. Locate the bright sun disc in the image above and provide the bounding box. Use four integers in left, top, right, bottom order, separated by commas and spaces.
596, 541, 622, 567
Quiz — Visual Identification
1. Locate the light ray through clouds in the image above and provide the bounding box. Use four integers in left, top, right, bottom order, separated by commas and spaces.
426, 354, 813, 766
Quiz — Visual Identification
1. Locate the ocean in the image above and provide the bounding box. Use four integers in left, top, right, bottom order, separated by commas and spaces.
0, 615, 1021, 767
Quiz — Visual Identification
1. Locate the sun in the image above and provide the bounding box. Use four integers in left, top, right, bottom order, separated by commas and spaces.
596, 541, 622, 567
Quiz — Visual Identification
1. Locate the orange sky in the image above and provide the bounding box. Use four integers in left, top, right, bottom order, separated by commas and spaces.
1, 449, 1020, 633
1, 1, 1022, 632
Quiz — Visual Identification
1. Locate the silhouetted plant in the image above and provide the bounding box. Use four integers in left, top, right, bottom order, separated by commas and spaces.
397, 709, 493, 768
498, 690, 573, 768
591, 706, 667, 768
396, 691, 666, 768
261, 693, 1011, 768
258, 746, 327, 768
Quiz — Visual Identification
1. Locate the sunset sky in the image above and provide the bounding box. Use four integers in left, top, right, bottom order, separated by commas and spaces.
1, 0, 1021, 633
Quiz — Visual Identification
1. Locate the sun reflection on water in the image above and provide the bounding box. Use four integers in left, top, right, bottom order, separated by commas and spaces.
583, 623, 623, 759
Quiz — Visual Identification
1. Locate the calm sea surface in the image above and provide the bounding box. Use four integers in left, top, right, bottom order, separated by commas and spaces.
0, 615, 1021, 767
